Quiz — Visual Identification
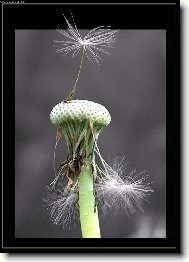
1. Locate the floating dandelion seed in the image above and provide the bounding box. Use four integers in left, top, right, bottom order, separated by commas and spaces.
54, 13, 118, 65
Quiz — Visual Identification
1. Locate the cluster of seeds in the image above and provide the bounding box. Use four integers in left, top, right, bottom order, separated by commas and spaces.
50, 100, 111, 127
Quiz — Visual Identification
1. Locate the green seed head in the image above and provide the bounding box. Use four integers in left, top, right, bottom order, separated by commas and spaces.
50, 100, 111, 158
50, 100, 111, 127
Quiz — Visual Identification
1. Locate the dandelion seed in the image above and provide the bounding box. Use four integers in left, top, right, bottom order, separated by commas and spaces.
54, 13, 118, 65
95, 156, 154, 215
43, 187, 79, 228
53, 12, 118, 101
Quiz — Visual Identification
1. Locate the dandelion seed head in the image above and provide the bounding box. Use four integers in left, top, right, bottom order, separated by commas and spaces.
54, 13, 118, 64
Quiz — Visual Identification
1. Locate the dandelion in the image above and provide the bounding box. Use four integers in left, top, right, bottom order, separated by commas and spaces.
43, 12, 153, 238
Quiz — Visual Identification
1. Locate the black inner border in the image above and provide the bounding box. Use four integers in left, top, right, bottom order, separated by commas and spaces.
2, 1, 180, 253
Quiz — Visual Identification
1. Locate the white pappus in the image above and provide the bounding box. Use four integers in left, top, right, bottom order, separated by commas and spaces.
53, 12, 118, 65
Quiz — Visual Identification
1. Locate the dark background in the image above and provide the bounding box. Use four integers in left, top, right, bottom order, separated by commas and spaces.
15, 27, 166, 238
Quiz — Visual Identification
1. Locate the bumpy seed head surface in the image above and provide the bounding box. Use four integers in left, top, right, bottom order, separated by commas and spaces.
50, 100, 111, 127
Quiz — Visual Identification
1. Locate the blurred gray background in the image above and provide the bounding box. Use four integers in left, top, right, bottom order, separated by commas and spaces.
15, 29, 166, 238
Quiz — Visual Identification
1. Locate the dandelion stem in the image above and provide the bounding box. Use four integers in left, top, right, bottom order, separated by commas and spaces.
65, 47, 85, 101
79, 157, 101, 238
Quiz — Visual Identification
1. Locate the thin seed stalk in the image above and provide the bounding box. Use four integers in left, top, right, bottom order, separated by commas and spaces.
65, 47, 85, 101
79, 157, 101, 238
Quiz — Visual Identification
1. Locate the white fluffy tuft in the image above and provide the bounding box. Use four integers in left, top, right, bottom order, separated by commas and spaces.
95, 157, 154, 215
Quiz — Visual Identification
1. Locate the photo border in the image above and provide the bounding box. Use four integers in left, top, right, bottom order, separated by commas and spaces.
1, 0, 180, 253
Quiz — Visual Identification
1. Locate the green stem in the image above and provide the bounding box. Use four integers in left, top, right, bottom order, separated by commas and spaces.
79, 157, 101, 238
